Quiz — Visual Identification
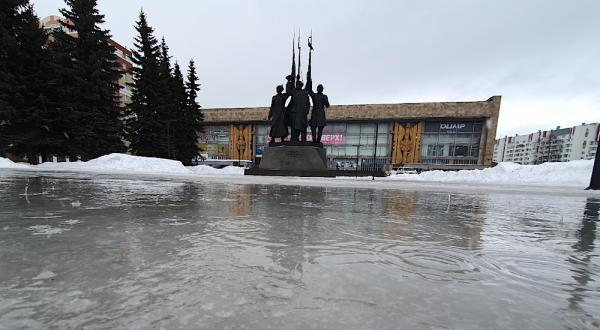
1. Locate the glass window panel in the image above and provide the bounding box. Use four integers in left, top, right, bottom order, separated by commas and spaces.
470, 146, 480, 157
376, 134, 390, 145
421, 134, 438, 144
360, 147, 374, 156
346, 146, 358, 156
360, 136, 375, 145
346, 135, 360, 144
360, 124, 376, 134
347, 124, 361, 133
438, 134, 454, 144
421, 144, 429, 157
376, 146, 389, 157
427, 145, 444, 157
453, 145, 469, 157
377, 123, 389, 134
454, 133, 472, 144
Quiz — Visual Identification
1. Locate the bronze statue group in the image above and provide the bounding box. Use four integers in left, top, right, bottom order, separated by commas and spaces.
268, 33, 330, 144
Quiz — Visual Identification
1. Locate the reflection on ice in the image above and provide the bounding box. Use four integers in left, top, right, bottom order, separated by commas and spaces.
0, 173, 599, 329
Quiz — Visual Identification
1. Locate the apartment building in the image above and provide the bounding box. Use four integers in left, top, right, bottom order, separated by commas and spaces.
494, 123, 599, 164
40, 15, 133, 106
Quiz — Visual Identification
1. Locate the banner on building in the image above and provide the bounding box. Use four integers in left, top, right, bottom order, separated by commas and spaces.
263, 127, 345, 145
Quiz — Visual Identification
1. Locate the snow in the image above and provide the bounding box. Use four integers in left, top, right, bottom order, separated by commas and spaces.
0, 157, 29, 169
0, 154, 595, 189
36, 153, 191, 175
188, 164, 244, 176
0, 153, 244, 177
32, 271, 56, 280
388, 160, 594, 188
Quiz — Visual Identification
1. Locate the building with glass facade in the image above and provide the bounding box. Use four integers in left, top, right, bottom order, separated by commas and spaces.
199, 96, 501, 170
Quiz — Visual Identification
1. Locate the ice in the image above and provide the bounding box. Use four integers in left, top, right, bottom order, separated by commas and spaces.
27, 225, 69, 236
1, 172, 599, 328
61, 220, 81, 225
32, 271, 56, 280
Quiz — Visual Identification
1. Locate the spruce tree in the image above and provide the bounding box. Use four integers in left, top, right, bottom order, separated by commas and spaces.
178, 60, 204, 165
170, 62, 187, 163
56, 0, 125, 160
0, 1, 59, 162
126, 10, 162, 157
157, 37, 174, 158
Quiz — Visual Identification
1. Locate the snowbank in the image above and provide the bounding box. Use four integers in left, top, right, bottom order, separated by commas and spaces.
388, 160, 594, 188
2, 154, 594, 188
1, 154, 244, 177
0, 157, 30, 169
36, 153, 191, 175
188, 165, 245, 176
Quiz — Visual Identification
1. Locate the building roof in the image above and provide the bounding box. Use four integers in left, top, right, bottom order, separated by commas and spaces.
202, 96, 501, 124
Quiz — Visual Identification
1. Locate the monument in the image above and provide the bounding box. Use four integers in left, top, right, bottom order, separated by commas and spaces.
246, 32, 334, 177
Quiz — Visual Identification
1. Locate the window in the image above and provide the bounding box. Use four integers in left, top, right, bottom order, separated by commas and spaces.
427, 145, 444, 156
420, 121, 482, 162
450, 145, 469, 157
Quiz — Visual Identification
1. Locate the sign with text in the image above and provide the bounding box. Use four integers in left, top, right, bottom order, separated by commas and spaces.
424, 121, 482, 133
263, 127, 345, 145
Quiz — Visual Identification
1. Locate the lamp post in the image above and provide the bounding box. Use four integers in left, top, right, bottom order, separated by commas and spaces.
587, 138, 600, 190
372, 123, 379, 180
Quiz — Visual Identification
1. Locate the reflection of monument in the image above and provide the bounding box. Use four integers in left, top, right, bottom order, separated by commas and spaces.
564, 198, 599, 316
248, 32, 334, 177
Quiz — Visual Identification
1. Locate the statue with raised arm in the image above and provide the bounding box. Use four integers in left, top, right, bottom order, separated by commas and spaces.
309, 84, 330, 143
268, 85, 288, 142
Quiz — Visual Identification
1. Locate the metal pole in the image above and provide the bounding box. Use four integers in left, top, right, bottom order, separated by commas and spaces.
352, 144, 361, 177
372, 123, 379, 180
587, 137, 600, 190
167, 122, 171, 159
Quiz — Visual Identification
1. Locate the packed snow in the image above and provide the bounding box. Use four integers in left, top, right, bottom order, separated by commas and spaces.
0, 154, 595, 189
0, 153, 244, 177
388, 160, 594, 188
0, 157, 29, 169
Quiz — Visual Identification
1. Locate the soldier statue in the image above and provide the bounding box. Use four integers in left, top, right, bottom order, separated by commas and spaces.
309, 84, 330, 143
268, 85, 288, 142
288, 80, 311, 141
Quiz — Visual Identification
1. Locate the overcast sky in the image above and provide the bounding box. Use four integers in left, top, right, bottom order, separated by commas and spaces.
32, 0, 599, 137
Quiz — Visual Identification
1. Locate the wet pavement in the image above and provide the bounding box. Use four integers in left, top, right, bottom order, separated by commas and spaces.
0, 171, 599, 329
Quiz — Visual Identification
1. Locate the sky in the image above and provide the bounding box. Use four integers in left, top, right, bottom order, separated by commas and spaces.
32, 0, 599, 137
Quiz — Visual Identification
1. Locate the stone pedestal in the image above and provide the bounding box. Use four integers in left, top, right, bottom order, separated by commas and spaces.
245, 142, 335, 177
260, 145, 327, 171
